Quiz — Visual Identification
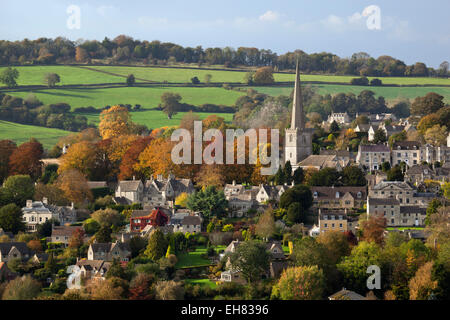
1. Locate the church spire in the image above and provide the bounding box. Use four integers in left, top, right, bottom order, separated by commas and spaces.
290, 59, 305, 130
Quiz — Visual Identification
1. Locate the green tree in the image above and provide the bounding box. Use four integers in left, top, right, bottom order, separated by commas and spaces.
337, 241, 382, 294
83, 218, 101, 235
37, 219, 56, 238
387, 165, 404, 181
283, 161, 293, 184
126, 74, 135, 86
272, 266, 325, 300
44, 73, 60, 87
411, 92, 445, 117
1, 175, 35, 207
286, 202, 306, 224
0, 204, 25, 234
373, 128, 387, 144
95, 225, 112, 243
144, 229, 168, 261
273, 166, 286, 185
44, 252, 57, 273
308, 168, 340, 186
330, 121, 340, 133
0, 67, 19, 87
129, 235, 147, 258
292, 167, 304, 185
341, 166, 366, 186
160, 92, 181, 119
186, 186, 227, 221
229, 241, 271, 283
279, 185, 313, 214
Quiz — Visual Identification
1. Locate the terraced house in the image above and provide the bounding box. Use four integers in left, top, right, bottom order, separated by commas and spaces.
310, 186, 367, 212
391, 141, 421, 166
356, 144, 390, 171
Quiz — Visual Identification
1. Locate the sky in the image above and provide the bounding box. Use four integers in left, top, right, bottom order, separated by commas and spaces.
1, 0, 449, 68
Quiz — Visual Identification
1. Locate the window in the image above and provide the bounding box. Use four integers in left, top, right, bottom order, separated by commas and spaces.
335, 192, 340, 199
357, 192, 362, 198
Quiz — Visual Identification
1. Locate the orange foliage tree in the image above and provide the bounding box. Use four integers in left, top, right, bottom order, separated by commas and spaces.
58, 141, 97, 177
9, 139, 43, 180
118, 136, 153, 180
56, 169, 93, 204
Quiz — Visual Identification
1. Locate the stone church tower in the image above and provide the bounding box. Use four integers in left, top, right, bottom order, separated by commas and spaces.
285, 61, 313, 170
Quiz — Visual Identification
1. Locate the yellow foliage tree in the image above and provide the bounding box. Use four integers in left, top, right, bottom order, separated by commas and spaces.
56, 169, 93, 204
136, 138, 175, 178
58, 141, 97, 176
175, 192, 188, 207
99, 105, 131, 139
109, 135, 139, 163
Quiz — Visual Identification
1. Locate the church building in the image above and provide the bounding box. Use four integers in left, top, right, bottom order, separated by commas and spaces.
285, 61, 313, 170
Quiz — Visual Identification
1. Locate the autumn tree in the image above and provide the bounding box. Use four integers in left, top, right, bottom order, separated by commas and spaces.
58, 141, 97, 177
154, 280, 184, 300
86, 277, 124, 300
255, 207, 276, 241
34, 183, 69, 206
8, 140, 43, 180
360, 215, 387, 246
91, 208, 122, 228
68, 228, 85, 249
174, 192, 188, 207
0, 140, 17, 184
99, 105, 132, 139
1, 275, 41, 300
409, 262, 438, 300
253, 66, 275, 84
75, 47, 88, 62
56, 169, 93, 204
317, 230, 351, 265
424, 125, 448, 146
272, 266, 325, 300
411, 92, 445, 117
194, 165, 225, 188
118, 136, 153, 180
129, 273, 155, 300
136, 138, 176, 178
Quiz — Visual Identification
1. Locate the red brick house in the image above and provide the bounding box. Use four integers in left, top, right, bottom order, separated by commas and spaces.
130, 207, 169, 232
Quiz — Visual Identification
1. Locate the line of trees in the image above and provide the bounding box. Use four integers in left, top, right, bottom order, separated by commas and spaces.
0, 36, 448, 77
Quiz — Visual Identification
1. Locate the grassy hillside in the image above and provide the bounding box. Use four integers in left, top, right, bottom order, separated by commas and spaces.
0, 120, 70, 149
2, 65, 449, 86
9, 86, 245, 110
78, 110, 234, 129
252, 85, 450, 103
0, 66, 123, 85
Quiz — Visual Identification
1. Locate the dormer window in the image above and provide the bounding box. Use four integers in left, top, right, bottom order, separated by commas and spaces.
357, 192, 362, 199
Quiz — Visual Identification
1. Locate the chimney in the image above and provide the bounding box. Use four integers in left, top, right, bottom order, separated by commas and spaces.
26, 200, 32, 208
232, 180, 236, 186
71, 202, 74, 209
42, 197, 48, 205
133, 175, 135, 181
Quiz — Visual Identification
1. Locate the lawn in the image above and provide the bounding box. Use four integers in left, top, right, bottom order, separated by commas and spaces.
9, 86, 245, 110
252, 85, 450, 103
0, 66, 123, 86
77, 110, 234, 129
386, 227, 425, 231
176, 246, 225, 269
184, 279, 218, 289
0, 120, 70, 149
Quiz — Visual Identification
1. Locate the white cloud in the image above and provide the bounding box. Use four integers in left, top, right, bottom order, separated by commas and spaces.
259, 10, 280, 22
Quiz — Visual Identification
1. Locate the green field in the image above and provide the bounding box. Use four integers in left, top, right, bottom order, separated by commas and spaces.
0, 120, 70, 149
175, 246, 226, 269
2, 65, 449, 86
252, 85, 450, 103
9, 86, 245, 110
184, 279, 218, 289
78, 110, 234, 128
0, 66, 123, 86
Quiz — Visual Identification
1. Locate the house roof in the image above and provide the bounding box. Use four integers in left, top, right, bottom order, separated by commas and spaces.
371, 180, 414, 191
90, 243, 112, 253
298, 155, 340, 168
182, 215, 201, 226
0, 242, 33, 256
329, 289, 366, 300
393, 141, 421, 150
311, 186, 367, 200
359, 144, 390, 152
400, 206, 427, 214
118, 180, 142, 192
51, 226, 81, 237
130, 210, 152, 219
406, 165, 434, 175
87, 181, 108, 189
368, 197, 400, 206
